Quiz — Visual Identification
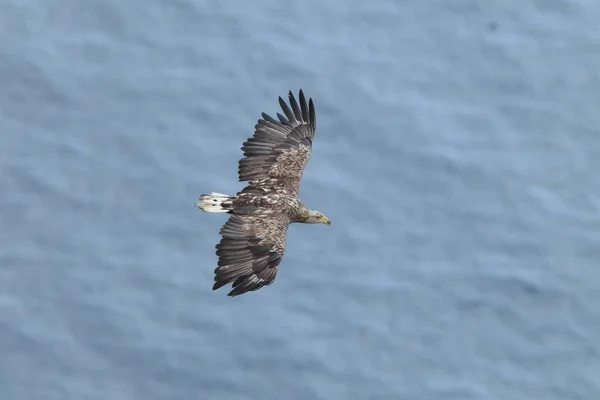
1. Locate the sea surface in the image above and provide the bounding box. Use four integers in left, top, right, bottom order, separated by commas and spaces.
1, 1, 599, 399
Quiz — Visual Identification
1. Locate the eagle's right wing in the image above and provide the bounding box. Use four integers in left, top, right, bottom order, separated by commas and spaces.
213, 213, 291, 297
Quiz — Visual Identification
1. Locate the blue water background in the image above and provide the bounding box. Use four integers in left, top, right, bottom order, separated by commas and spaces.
1, 1, 599, 399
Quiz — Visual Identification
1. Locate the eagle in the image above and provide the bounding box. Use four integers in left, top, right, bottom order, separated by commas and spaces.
195, 90, 330, 296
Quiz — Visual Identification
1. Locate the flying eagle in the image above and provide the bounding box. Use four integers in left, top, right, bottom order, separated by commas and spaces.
195, 90, 330, 296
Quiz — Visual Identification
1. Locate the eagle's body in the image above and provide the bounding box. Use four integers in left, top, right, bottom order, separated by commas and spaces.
195, 90, 330, 297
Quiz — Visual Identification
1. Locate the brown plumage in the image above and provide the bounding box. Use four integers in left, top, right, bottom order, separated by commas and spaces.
195, 90, 330, 296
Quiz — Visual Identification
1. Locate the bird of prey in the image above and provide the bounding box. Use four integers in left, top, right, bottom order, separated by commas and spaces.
195, 90, 330, 297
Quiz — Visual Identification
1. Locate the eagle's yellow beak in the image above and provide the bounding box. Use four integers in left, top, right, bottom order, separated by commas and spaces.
323, 217, 331, 226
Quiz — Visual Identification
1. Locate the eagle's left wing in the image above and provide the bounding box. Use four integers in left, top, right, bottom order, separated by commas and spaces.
238, 90, 316, 192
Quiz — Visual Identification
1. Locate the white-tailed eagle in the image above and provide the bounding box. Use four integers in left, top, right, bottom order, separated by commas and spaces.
195, 90, 330, 296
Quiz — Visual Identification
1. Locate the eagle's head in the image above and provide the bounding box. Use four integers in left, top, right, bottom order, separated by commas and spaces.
305, 210, 331, 226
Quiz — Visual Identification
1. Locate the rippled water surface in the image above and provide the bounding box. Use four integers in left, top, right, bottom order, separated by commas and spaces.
1, 1, 599, 399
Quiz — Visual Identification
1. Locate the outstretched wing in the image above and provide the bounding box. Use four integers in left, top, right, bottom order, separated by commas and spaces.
213, 213, 291, 296
238, 89, 316, 192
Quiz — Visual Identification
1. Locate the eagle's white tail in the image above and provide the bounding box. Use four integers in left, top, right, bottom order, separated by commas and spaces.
195, 192, 233, 213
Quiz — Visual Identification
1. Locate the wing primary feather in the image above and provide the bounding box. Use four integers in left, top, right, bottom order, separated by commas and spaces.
276, 112, 289, 124
278, 96, 297, 124
309, 98, 316, 126
261, 112, 280, 124
287, 91, 302, 123
256, 120, 291, 135
299, 90, 308, 122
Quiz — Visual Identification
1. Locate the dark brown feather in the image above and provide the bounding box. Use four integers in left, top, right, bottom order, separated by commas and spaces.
213, 214, 290, 297
238, 90, 316, 191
